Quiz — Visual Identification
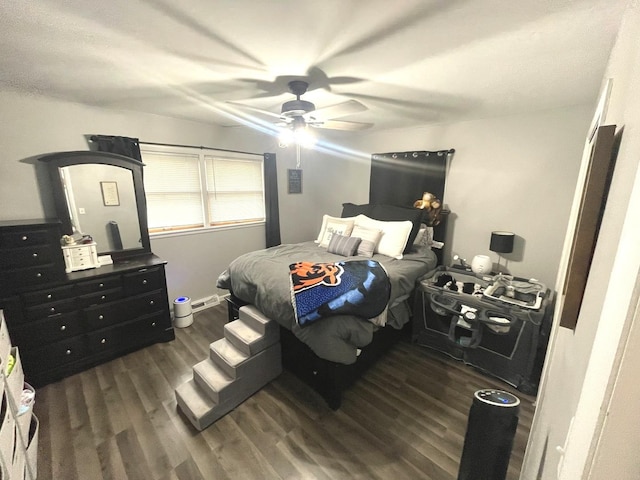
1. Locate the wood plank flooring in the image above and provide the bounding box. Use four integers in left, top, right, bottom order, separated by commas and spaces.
33, 304, 535, 480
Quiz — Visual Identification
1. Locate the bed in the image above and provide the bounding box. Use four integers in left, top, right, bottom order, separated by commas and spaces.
216, 203, 441, 409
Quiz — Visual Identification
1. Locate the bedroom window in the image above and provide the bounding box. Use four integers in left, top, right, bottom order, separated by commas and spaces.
141, 146, 265, 234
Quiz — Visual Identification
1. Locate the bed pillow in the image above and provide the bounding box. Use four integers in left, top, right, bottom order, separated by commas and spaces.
369, 204, 424, 253
341, 202, 373, 218
414, 224, 434, 248
350, 224, 383, 257
327, 234, 361, 257
317, 216, 355, 247
354, 215, 413, 259
315, 215, 356, 244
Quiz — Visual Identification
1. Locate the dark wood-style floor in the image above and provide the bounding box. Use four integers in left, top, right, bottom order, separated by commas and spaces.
33, 304, 535, 480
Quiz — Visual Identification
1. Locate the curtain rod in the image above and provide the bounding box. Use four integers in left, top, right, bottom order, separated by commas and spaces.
89, 135, 263, 157
139, 140, 263, 157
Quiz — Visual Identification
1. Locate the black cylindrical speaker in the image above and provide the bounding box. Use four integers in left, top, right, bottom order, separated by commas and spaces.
458, 389, 520, 480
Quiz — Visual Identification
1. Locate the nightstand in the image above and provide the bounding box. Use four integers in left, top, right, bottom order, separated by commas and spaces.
412, 268, 554, 394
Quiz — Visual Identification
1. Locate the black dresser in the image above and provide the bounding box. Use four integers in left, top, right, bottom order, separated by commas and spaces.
0, 219, 175, 387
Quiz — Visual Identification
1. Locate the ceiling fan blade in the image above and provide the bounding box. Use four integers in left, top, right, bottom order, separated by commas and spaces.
225, 101, 283, 120
307, 100, 367, 120
310, 119, 373, 131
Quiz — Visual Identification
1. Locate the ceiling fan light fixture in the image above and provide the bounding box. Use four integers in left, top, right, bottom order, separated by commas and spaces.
294, 128, 316, 149
277, 118, 316, 149
278, 128, 294, 148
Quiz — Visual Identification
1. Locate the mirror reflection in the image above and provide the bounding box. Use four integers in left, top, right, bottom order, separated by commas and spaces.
60, 164, 142, 253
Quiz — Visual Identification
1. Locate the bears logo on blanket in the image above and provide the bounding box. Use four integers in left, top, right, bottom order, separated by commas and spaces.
289, 260, 391, 327
290, 262, 344, 292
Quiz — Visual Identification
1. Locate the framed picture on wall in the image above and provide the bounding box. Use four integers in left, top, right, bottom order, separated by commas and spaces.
288, 169, 302, 194
559, 122, 617, 329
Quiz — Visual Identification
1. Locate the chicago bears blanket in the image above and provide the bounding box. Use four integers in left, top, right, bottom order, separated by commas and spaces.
289, 259, 391, 327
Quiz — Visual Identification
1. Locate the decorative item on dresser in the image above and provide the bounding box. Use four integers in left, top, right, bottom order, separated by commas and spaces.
0, 150, 176, 387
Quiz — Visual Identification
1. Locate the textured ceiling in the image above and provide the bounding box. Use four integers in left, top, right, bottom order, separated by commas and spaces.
0, 0, 629, 133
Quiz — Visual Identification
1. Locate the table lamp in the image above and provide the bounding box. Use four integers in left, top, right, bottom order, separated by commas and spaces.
490, 231, 515, 271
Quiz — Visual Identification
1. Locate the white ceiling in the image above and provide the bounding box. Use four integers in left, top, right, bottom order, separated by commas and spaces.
0, 0, 629, 133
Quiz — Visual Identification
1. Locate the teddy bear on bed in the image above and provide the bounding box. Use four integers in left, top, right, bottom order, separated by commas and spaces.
413, 191, 443, 227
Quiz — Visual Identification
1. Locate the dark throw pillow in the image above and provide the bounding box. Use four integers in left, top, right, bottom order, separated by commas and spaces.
341, 202, 373, 218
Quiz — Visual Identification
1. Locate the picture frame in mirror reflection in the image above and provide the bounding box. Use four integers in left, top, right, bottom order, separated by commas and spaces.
100, 181, 120, 206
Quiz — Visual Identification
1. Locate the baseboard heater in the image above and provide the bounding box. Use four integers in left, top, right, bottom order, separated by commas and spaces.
190, 294, 226, 314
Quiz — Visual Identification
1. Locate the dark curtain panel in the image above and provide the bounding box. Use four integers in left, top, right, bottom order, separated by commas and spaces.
92, 135, 143, 162
369, 150, 452, 206
264, 153, 281, 247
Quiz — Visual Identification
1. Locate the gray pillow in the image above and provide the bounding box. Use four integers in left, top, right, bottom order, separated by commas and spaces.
327, 234, 361, 257
351, 225, 383, 257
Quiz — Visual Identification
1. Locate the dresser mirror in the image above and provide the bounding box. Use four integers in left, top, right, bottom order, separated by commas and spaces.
39, 151, 151, 260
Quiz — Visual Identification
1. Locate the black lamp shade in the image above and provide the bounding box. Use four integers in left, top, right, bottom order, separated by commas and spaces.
490, 231, 514, 254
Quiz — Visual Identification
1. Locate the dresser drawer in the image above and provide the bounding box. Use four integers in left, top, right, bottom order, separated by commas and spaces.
123, 267, 164, 295
84, 302, 125, 330
0, 229, 51, 248
126, 290, 166, 317
11, 264, 64, 287
76, 288, 123, 309
87, 311, 169, 354
76, 277, 122, 295
0, 245, 55, 268
21, 335, 88, 372
25, 298, 76, 321
11, 312, 83, 347
22, 285, 75, 306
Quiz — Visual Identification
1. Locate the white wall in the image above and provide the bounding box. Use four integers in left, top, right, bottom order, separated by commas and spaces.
522, 3, 640, 478
334, 106, 592, 287
0, 91, 268, 304
0, 90, 376, 305
0, 88, 594, 308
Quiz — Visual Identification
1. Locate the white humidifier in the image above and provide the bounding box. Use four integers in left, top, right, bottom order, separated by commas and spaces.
471, 255, 493, 274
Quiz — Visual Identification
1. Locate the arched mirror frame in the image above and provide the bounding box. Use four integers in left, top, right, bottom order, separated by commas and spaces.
39, 150, 151, 261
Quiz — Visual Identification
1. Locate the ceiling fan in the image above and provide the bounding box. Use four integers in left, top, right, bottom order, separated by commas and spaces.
230, 80, 373, 132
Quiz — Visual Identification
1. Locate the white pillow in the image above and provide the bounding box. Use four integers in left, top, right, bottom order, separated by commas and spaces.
315, 215, 356, 244
317, 216, 355, 247
354, 215, 413, 259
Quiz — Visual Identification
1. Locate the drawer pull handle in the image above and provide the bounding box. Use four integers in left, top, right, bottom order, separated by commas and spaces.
50, 307, 56, 313
60, 325, 66, 331
149, 300, 154, 306
101, 338, 106, 344
99, 283, 104, 288
151, 322, 156, 327
47, 294, 52, 299
142, 279, 148, 285
21, 235, 28, 241
66, 349, 72, 355
98, 315, 104, 320
36, 272, 42, 278
101, 295, 106, 300
32, 253, 38, 258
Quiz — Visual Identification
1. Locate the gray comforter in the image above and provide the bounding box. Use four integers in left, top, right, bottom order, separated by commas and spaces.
217, 241, 437, 364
